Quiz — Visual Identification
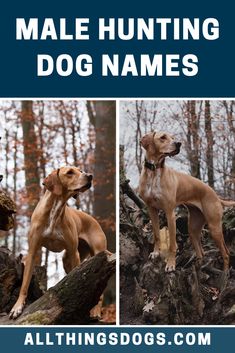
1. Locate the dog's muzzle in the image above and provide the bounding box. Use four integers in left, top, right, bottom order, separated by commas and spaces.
73, 174, 93, 196
175, 142, 181, 152
168, 142, 181, 157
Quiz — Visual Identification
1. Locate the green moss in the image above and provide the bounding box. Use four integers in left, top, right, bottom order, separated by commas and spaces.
18, 310, 51, 325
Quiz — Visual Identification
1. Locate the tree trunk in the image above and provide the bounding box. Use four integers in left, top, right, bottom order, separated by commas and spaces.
223, 100, 235, 198
0, 250, 115, 325
204, 100, 214, 187
186, 101, 201, 179
87, 101, 116, 253
135, 100, 144, 173
20, 101, 41, 215
37, 101, 46, 179
20, 101, 41, 263
87, 101, 116, 304
12, 129, 18, 255
0, 247, 45, 315
190, 101, 201, 178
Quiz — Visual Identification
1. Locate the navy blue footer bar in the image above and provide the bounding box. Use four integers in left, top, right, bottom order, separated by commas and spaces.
0, 327, 233, 353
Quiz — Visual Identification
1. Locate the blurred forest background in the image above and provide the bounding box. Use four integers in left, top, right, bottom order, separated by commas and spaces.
120, 100, 235, 198
0, 100, 116, 297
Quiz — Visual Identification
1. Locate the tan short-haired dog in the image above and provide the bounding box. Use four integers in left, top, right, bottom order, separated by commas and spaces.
139, 131, 234, 272
9, 166, 108, 319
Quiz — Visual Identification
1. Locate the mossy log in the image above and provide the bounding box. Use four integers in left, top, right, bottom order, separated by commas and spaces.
13, 251, 115, 325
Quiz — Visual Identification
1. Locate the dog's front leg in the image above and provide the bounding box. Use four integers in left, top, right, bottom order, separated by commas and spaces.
9, 250, 37, 319
148, 206, 161, 259
165, 210, 177, 272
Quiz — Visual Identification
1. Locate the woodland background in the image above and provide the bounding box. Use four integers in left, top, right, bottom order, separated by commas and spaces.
120, 100, 235, 198
0, 100, 116, 300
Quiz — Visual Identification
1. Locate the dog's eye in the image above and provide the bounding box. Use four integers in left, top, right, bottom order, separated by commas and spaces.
160, 135, 167, 141
66, 169, 74, 175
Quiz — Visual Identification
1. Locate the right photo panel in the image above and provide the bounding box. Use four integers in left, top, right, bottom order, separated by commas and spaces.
120, 100, 235, 325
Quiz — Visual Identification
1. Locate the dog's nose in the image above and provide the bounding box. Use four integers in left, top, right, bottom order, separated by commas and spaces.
0, 175, 3, 182
87, 174, 93, 182
175, 142, 182, 148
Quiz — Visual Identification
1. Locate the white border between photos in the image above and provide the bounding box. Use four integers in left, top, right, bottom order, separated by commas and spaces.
0, 97, 235, 329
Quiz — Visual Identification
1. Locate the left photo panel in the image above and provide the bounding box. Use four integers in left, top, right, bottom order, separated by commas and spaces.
0, 100, 116, 325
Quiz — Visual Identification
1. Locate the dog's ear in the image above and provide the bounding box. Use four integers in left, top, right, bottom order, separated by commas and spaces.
141, 132, 155, 150
43, 170, 63, 195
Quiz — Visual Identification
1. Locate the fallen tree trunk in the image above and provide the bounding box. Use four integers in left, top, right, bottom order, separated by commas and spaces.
9, 251, 115, 325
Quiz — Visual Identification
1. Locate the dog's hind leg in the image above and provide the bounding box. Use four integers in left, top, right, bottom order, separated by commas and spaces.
207, 221, 229, 271
206, 218, 230, 289
187, 205, 205, 261
203, 201, 229, 271
63, 249, 81, 274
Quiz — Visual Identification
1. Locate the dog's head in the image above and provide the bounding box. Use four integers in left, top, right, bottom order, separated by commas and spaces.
140, 131, 181, 159
43, 166, 92, 197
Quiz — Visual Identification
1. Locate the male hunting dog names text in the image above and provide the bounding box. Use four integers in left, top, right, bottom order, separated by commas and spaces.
16, 18, 219, 77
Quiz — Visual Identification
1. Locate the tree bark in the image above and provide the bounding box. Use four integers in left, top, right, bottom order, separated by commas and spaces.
20, 101, 41, 215
0, 251, 115, 325
0, 247, 45, 315
20, 101, 41, 263
87, 101, 116, 253
0, 191, 16, 231
87, 101, 116, 304
205, 100, 214, 187
12, 128, 18, 255
185, 101, 201, 179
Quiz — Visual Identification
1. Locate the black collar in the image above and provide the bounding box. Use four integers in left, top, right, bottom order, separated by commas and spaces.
144, 158, 164, 171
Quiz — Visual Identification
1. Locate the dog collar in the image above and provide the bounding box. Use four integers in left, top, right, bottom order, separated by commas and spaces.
144, 159, 157, 171
144, 158, 162, 171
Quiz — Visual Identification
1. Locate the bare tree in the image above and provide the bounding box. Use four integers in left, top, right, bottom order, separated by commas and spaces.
204, 100, 214, 187
185, 101, 201, 178
20, 101, 41, 263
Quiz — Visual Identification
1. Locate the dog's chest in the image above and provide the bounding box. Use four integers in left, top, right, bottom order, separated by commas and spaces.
42, 228, 66, 252
140, 170, 163, 206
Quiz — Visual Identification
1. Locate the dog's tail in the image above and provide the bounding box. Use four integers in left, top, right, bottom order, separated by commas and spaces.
220, 199, 235, 207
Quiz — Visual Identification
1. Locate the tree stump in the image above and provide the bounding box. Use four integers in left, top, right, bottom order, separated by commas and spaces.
119, 148, 235, 324
0, 247, 45, 314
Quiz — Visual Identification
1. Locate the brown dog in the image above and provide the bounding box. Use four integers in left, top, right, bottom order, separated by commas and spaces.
9, 166, 108, 319
139, 131, 234, 272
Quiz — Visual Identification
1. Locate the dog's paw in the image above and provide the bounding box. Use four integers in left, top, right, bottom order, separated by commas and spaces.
165, 258, 176, 272
9, 302, 24, 319
165, 264, 175, 272
90, 305, 102, 320
149, 251, 160, 260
